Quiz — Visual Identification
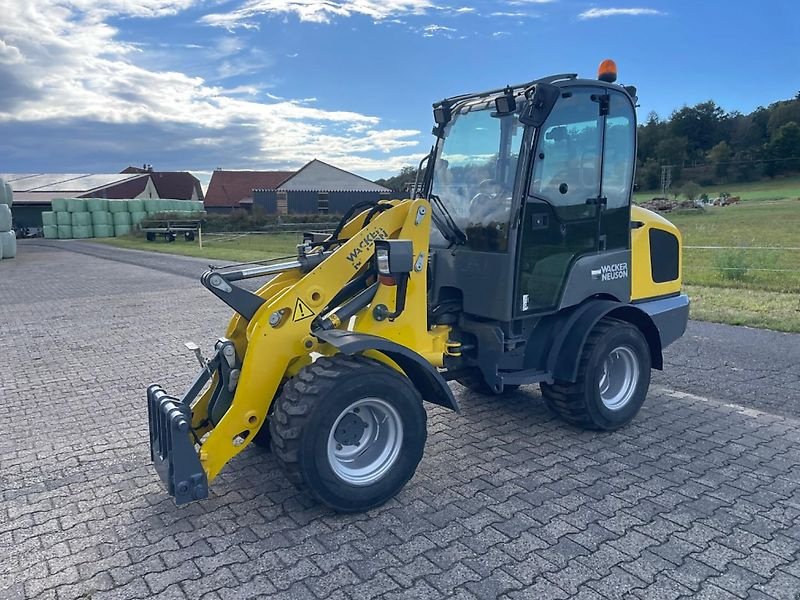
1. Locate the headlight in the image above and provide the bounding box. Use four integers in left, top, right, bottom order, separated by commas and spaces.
376, 248, 391, 276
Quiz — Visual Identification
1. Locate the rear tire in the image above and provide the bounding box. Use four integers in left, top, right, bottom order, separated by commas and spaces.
541, 317, 651, 430
270, 354, 427, 512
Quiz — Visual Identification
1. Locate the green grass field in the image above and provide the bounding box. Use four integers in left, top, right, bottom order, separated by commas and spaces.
92, 232, 303, 263
662, 187, 800, 333
633, 175, 800, 204
96, 180, 800, 332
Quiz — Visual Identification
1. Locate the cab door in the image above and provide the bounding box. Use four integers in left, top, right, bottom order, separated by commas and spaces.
515, 87, 604, 314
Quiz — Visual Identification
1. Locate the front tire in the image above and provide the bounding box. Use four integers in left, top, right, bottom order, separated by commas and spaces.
270, 355, 427, 512
541, 317, 651, 430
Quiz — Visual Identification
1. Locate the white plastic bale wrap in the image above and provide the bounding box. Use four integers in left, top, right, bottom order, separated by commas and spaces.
0, 204, 11, 232
58, 225, 73, 239
0, 230, 17, 258
5, 183, 11, 206
56, 212, 72, 226
41, 212, 57, 226
43, 225, 59, 239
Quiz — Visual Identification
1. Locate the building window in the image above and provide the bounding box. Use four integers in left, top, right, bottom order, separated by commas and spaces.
317, 192, 329, 214
277, 191, 288, 215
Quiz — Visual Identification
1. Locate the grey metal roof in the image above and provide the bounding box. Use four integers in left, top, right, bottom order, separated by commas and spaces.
273, 160, 390, 193
0, 173, 142, 192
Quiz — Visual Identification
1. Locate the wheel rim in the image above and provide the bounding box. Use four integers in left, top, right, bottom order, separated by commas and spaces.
326, 398, 403, 486
598, 345, 639, 411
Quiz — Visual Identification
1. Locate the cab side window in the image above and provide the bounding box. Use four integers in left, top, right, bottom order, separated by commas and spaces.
529, 88, 602, 221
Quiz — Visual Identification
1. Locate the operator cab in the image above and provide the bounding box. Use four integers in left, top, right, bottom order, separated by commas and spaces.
424, 63, 637, 323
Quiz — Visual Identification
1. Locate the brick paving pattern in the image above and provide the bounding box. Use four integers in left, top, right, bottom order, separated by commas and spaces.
1, 244, 799, 599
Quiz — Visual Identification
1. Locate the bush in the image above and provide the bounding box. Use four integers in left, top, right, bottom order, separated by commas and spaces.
203, 210, 340, 232
713, 249, 749, 280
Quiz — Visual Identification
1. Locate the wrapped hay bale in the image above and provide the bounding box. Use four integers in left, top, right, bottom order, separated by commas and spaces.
91, 211, 112, 226
56, 212, 72, 226
43, 225, 59, 239
87, 198, 109, 212
112, 212, 131, 227
72, 212, 92, 227
72, 225, 92, 239
93, 224, 114, 238
0, 179, 11, 207
107, 199, 129, 213
0, 204, 11, 232
51, 198, 69, 212
42, 212, 57, 227
67, 198, 87, 212
0, 231, 15, 258
127, 198, 145, 212
130, 211, 148, 226
114, 224, 132, 236
144, 198, 162, 213
58, 225, 73, 239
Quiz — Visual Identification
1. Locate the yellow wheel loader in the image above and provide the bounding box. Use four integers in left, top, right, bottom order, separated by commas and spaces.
148, 61, 689, 512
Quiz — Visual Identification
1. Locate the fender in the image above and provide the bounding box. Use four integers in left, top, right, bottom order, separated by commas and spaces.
314, 329, 459, 412
546, 299, 663, 383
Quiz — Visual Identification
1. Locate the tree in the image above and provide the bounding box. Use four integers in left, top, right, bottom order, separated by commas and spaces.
374, 166, 417, 192
680, 181, 702, 201
669, 101, 726, 159
708, 141, 732, 178
767, 121, 800, 175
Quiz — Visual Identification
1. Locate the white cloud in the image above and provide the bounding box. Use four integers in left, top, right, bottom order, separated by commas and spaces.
422, 24, 457, 37
201, 0, 438, 28
492, 31, 510, 37
578, 7, 665, 19
0, 0, 425, 174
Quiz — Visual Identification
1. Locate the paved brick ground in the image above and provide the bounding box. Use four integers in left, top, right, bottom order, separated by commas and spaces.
2, 244, 800, 599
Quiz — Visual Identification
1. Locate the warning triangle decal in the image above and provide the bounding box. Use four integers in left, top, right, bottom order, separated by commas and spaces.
292, 297, 316, 322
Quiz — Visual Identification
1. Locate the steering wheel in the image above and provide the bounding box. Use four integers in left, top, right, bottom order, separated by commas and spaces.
469, 179, 499, 216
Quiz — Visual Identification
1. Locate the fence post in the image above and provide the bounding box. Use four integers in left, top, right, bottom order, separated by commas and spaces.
199, 224, 203, 249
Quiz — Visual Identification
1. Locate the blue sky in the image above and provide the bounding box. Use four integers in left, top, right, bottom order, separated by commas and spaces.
1, 0, 798, 186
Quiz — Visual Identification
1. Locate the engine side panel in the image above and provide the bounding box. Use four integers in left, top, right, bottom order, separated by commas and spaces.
630, 206, 683, 301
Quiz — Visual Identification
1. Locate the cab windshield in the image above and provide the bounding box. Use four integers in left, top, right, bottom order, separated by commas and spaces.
430, 102, 525, 251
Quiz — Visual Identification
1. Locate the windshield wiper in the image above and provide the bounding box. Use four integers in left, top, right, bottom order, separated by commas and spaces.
429, 194, 466, 245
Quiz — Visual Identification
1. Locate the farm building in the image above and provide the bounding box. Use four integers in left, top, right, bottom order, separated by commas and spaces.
203, 170, 295, 214
2, 170, 203, 230
204, 160, 393, 215
255, 160, 392, 215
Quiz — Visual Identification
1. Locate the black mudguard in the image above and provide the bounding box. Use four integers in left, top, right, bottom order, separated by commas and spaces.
547, 300, 663, 383
313, 329, 459, 412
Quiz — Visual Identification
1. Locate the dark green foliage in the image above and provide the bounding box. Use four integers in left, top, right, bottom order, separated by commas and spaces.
202, 210, 340, 232
636, 94, 800, 190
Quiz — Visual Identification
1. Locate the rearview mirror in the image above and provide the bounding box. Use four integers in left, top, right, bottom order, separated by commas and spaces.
520, 83, 560, 127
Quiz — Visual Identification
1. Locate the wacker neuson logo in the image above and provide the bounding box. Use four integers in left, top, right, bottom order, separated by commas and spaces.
592, 262, 629, 281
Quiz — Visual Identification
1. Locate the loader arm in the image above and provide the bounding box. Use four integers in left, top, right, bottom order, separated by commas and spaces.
148, 198, 455, 504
